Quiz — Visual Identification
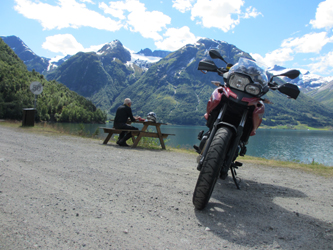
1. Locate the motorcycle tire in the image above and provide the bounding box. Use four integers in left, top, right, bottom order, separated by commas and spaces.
192, 126, 233, 210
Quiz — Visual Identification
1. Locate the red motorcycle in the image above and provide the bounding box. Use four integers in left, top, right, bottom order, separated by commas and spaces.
193, 49, 300, 210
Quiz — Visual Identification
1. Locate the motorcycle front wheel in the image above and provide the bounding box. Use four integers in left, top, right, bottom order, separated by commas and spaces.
192, 126, 233, 210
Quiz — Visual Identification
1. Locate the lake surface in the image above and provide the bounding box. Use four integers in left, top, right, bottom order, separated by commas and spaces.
53, 123, 333, 166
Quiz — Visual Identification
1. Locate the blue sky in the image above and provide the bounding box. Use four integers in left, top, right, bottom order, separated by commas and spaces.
1, 0, 333, 76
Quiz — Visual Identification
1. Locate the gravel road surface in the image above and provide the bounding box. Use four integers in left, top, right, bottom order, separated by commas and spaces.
0, 125, 332, 249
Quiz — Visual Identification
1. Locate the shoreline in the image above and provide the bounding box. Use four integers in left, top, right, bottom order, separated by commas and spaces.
1, 120, 332, 172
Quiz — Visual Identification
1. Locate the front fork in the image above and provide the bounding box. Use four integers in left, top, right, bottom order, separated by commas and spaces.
197, 105, 227, 171
197, 107, 249, 172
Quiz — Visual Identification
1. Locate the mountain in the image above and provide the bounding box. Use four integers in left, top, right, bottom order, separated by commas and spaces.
108, 38, 333, 127
1, 35, 169, 74
110, 38, 255, 124
301, 70, 333, 93
45, 40, 145, 113
1, 35, 49, 74
0, 35, 70, 74
307, 80, 333, 107
268, 65, 333, 107
136, 48, 171, 58
3, 36, 333, 127
43, 37, 333, 127
45, 38, 254, 124
0, 37, 106, 123
4, 35, 332, 95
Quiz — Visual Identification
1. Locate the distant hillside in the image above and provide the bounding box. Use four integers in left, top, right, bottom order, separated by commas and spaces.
45, 40, 145, 113
1, 35, 50, 74
0, 38, 106, 123
307, 80, 333, 107
264, 91, 333, 127
270, 64, 333, 107
110, 38, 333, 127
136, 48, 171, 58
111, 38, 253, 124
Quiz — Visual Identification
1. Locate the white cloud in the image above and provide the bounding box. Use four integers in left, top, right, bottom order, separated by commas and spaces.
14, 0, 121, 31
42, 34, 84, 55
127, 9, 171, 41
251, 48, 294, 67
242, 6, 262, 19
246, 1, 333, 75
172, 0, 194, 13
83, 43, 107, 53
308, 51, 333, 74
190, 0, 261, 32
99, 1, 127, 20
155, 26, 199, 51
310, 0, 333, 29
281, 32, 332, 53
99, 0, 171, 41
42, 34, 106, 55
252, 31, 333, 70
79, 0, 95, 4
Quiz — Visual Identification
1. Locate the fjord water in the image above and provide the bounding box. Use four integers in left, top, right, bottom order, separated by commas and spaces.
54, 123, 333, 166
161, 125, 333, 166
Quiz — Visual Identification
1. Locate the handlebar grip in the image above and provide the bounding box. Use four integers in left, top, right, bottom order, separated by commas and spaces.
217, 68, 228, 75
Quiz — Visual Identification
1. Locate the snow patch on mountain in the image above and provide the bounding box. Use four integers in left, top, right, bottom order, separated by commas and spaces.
126, 51, 162, 70
47, 55, 71, 71
131, 53, 162, 64
97, 40, 121, 55
268, 65, 333, 92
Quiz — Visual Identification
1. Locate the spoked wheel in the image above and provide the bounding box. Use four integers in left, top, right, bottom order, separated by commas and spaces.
192, 127, 233, 210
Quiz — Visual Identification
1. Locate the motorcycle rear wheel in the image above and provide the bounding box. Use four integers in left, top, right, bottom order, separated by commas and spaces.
192, 126, 232, 210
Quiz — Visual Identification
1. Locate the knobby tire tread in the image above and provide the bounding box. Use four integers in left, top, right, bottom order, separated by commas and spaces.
193, 127, 232, 210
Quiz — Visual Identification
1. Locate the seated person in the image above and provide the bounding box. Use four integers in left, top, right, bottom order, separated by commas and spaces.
113, 98, 140, 147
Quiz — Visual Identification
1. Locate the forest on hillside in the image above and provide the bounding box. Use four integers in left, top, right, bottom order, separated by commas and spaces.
0, 38, 106, 123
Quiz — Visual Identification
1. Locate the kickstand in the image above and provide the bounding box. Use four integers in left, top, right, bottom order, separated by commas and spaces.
230, 161, 242, 189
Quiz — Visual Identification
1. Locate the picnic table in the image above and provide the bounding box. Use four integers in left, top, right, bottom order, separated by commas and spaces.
100, 120, 174, 149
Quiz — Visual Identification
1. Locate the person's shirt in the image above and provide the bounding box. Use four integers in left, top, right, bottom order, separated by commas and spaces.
114, 104, 135, 124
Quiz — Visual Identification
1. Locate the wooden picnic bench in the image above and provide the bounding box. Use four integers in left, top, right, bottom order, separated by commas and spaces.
100, 120, 174, 149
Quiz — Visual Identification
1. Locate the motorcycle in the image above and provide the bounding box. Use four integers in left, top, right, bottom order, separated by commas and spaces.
192, 49, 300, 210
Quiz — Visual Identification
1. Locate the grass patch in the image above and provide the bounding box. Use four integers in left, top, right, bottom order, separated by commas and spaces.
260, 124, 333, 131
0, 120, 66, 135
240, 155, 333, 177
167, 147, 333, 177
0, 120, 96, 138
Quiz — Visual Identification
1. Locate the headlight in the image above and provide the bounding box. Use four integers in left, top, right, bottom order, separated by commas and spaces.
228, 73, 262, 96
228, 74, 250, 91
245, 85, 260, 95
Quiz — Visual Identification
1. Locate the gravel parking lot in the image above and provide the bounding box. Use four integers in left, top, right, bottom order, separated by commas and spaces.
0, 125, 332, 249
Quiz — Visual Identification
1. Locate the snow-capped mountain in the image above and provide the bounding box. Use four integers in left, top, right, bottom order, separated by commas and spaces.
96, 40, 168, 70
268, 65, 332, 93
300, 70, 333, 92
2, 35, 332, 96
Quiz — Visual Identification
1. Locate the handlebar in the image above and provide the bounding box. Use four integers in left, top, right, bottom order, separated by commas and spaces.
217, 67, 228, 76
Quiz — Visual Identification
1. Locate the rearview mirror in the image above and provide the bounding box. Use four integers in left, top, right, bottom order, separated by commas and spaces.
275, 69, 300, 80
209, 49, 228, 64
278, 83, 300, 99
209, 49, 223, 60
